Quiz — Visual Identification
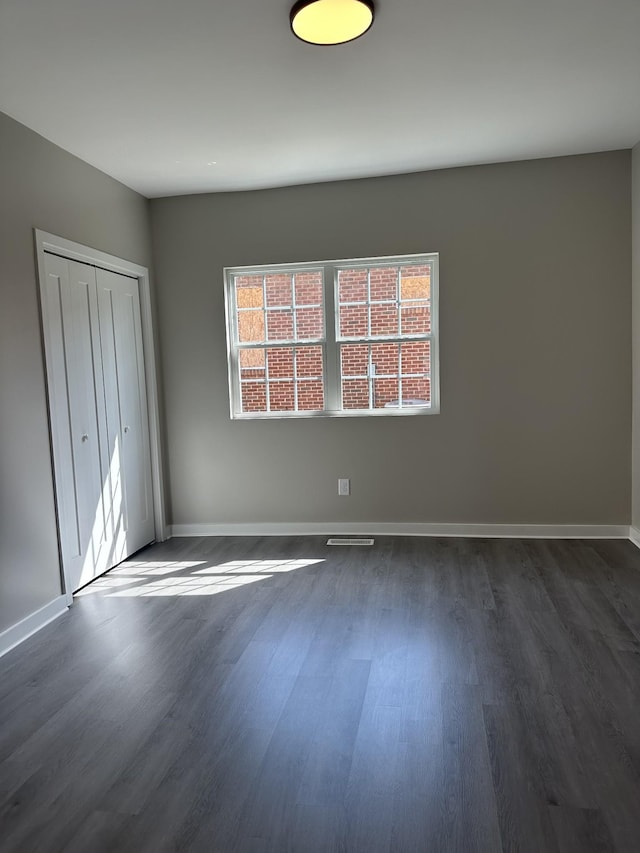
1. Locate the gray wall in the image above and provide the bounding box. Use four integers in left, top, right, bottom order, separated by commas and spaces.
633, 142, 640, 529
0, 110, 153, 635
151, 151, 631, 528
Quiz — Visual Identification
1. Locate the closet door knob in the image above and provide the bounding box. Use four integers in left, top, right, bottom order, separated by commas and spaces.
81, 434, 89, 442
123, 425, 130, 433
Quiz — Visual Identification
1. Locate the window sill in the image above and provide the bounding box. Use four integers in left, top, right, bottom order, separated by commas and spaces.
231, 406, 439, 420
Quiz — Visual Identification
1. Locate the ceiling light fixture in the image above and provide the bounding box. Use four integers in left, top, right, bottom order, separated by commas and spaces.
290, 0, 374, 46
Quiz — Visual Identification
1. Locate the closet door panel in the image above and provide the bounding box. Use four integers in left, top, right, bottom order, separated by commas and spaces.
67, 261, 112, 585
43, 255, 110, 591
96, 268, 154, 556
94, 280, 128, 567
42, 254, 81, 585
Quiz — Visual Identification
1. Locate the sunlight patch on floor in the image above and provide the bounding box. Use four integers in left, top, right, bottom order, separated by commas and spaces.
75, 575, 142, 596
194, 559, 324, 575
108, 574, 267, 597
111, 560, 207, 576
76, 558, 325, 597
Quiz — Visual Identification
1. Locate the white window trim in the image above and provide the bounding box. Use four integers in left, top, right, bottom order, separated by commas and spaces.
223, 252, 440, 419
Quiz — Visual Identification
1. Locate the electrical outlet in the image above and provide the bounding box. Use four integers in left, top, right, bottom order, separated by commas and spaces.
338, 478, 350, 496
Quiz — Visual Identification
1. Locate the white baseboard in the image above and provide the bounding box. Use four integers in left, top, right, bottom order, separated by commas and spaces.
169, 522, 630, 540
0, 595, 68, 660
629, 526, 640, 550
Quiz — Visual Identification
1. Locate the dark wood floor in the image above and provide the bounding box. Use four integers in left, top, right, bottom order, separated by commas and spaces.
2, 536, 640, 852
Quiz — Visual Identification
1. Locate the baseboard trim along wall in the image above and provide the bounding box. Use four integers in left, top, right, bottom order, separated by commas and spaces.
170, 522, 631, 539
0, 595, 68, 660
629, 527, 640, 550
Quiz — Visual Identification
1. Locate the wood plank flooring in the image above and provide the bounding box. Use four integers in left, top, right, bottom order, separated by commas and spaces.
2, 535, 640, 852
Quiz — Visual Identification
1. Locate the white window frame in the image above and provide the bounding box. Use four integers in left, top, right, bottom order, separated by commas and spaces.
223, 253, 439, 419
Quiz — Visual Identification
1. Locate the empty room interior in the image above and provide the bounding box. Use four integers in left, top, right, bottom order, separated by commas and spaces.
2, 1, 640, 851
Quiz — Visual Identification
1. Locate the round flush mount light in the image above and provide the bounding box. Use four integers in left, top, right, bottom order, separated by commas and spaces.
290, 0, 375, 46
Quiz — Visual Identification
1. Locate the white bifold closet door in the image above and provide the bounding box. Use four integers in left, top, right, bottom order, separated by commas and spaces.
42, 253, 154, 593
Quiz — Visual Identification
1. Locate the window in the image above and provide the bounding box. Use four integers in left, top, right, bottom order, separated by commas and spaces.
224, 253, 439, 418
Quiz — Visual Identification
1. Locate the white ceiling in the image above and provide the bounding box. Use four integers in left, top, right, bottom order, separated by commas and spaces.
1, 0, 639, 198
